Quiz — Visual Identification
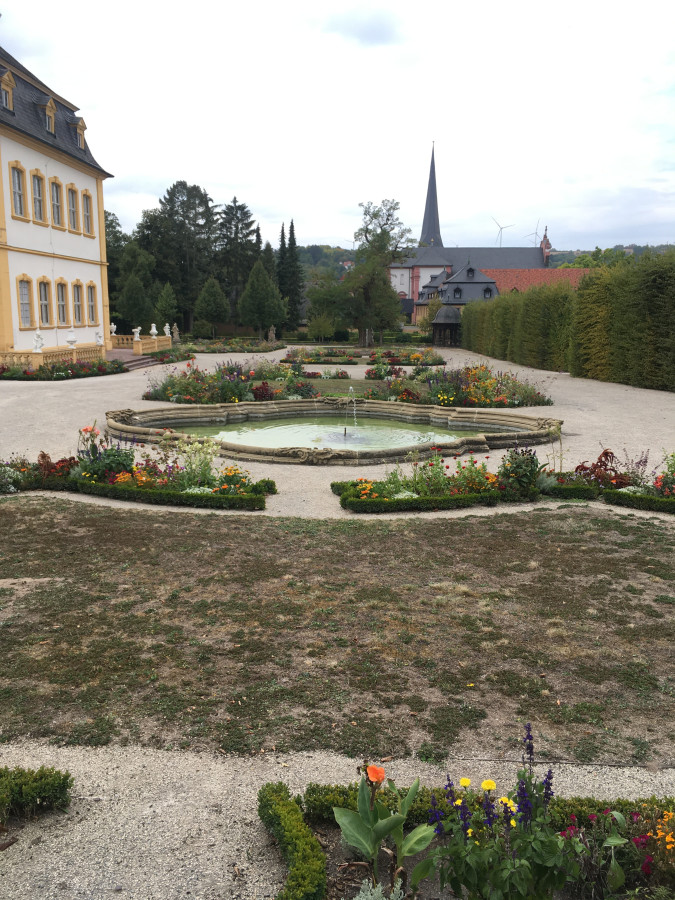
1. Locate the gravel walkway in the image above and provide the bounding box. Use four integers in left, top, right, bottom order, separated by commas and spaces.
1, 347, 674, 898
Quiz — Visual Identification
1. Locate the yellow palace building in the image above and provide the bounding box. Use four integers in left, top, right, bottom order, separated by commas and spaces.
0, 46, 112, 367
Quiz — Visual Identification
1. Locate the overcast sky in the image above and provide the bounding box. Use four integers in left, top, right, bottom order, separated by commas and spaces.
4, 1, 675, 251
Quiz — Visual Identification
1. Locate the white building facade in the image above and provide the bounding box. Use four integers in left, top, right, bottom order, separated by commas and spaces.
0, 47, 111, 365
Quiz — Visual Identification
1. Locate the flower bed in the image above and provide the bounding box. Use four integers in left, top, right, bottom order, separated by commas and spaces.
1, 425, 276, 510
0, 359, 127, 380
331, 447, 675, 514
262, 727, 675, 900
185, 338, 285, 354
424, 364, 552, 408
142, 360, 320, 404
144, 348, 195, 364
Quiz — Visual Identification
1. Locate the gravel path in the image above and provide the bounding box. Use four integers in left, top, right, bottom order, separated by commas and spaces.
1, 347, 674, 898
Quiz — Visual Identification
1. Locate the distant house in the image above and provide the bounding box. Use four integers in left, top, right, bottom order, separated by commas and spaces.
0, 46, 112, 366
390, 148, 587, 327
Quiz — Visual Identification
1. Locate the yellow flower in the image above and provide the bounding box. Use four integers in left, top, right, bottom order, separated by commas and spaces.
467, 828, 473, 836
481, 779, 496, 792
511, 818, 517, 827
460, 778, 471, 788
454, 799, 462, 806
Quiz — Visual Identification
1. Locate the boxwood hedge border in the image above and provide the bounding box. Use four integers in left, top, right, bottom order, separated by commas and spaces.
17, 475, 275, 510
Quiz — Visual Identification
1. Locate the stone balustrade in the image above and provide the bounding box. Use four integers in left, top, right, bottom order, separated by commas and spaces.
0, 345, 106, 368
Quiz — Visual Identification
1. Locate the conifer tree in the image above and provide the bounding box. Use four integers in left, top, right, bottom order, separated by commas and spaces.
283, 220, 304, 330
261, 241, 277, 282
117, 273, 155, 332
276, 223, 288, 295
239, 260, 287, 338
154, 282, 178, 328
195, 276, 229, 337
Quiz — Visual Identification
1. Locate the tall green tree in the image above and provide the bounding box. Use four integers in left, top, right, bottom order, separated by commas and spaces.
135, 181, 218, 330
104, 211, 129, 315
194, 276, 229, 337
238, 260, 287, 338
347, 200, 415, 346
114, 241, 156, 330
154, 282, 178, 328
218, 197, 258, 319
281, 220, 304, 330
276, 224, 287, 295
116, 273, 155, 332
261, 241, 277, 282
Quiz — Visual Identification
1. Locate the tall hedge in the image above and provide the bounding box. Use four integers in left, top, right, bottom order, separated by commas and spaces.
462, 252, 675, 391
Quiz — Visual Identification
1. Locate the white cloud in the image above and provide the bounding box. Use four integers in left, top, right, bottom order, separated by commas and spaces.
2, 0, 674, 249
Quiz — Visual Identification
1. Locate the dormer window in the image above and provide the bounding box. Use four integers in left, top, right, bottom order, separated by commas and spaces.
42, 98, 57, 134
70, 117, 87, 150
484, 288, 492, 299
0, 71, 15, 110
453, 288, 462, 299
467, 267, 474, 279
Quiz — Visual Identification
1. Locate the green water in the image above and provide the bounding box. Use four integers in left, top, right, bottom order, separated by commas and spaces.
188, 416, 483, 451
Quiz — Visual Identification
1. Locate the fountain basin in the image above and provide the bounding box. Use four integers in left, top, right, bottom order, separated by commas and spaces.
106, 400, 563, 465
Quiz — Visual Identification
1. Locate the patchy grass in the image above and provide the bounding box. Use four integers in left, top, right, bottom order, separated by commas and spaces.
0, 496, 673, 764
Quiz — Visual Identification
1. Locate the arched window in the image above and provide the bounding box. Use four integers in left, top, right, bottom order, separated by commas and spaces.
484, 288, 492, 299
453, 287, 462, 299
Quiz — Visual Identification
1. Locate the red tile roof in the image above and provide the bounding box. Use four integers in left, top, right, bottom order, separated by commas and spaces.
482, 268, 590, 293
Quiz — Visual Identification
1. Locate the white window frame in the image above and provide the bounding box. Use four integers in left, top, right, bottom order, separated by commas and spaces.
19, 279, 32, 327
11, 166, 25, 217
73, 284, 83, 324
51, 181, 62, 226
57, 282, 67, 325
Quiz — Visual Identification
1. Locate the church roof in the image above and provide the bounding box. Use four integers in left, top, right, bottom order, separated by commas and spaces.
419, 146, 444, 248
0, 46, 111, 177
393, 246, 547, 270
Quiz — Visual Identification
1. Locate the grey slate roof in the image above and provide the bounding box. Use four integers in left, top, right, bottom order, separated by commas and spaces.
420, 146, 443, 248
0, 46, 111, 177
393, 245, 546, 270
432, 305, 461, 324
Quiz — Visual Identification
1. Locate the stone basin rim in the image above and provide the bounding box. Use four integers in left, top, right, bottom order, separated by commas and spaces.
106, 400, 563, 466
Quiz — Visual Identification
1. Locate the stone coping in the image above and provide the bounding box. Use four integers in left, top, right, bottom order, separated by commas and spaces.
106, 400, 563, 466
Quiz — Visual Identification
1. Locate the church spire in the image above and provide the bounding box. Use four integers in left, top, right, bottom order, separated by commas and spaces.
420, 144, 443, 248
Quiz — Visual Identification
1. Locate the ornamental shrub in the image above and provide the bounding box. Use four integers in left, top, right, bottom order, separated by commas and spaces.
0, 765, 74, 824
258, 782, 326, 900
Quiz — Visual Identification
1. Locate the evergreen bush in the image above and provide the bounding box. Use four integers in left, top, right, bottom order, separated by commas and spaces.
0, 766, 74, 824
258, 782, 326, 900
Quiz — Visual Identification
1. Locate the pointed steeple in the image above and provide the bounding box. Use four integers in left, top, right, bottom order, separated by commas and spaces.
420, 145, 443, 248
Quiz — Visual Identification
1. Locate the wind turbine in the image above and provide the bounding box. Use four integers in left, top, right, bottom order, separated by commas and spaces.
492, 217, 515, 248
524, 219, 541, 246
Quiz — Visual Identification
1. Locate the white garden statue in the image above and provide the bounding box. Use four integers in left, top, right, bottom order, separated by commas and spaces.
163, 323, 171, 337
65, 329, 77, 348
32, 330, 44, 353
149, 323, 158, 337
172, 323, 180, 343
132, 327, 142, 341
95, 330, 104, 346
109, 321, 117, 335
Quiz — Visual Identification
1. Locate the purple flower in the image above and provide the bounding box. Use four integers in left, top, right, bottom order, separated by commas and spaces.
522, 722, 535, 770
516, 779, 533, 827
542, 768, 554, 805
429, 793, 445, 836
483, 792, 497, 828
459, 797, 472, 839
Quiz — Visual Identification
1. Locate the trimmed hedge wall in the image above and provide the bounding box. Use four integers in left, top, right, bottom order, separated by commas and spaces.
0, 766, 73, 824
461, 252, 675, 391
258, 782, 326, 900
19, 476, 276, 510
74, 481, 267, 510
603, 489, 675, 514
337, 484, 501, 513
